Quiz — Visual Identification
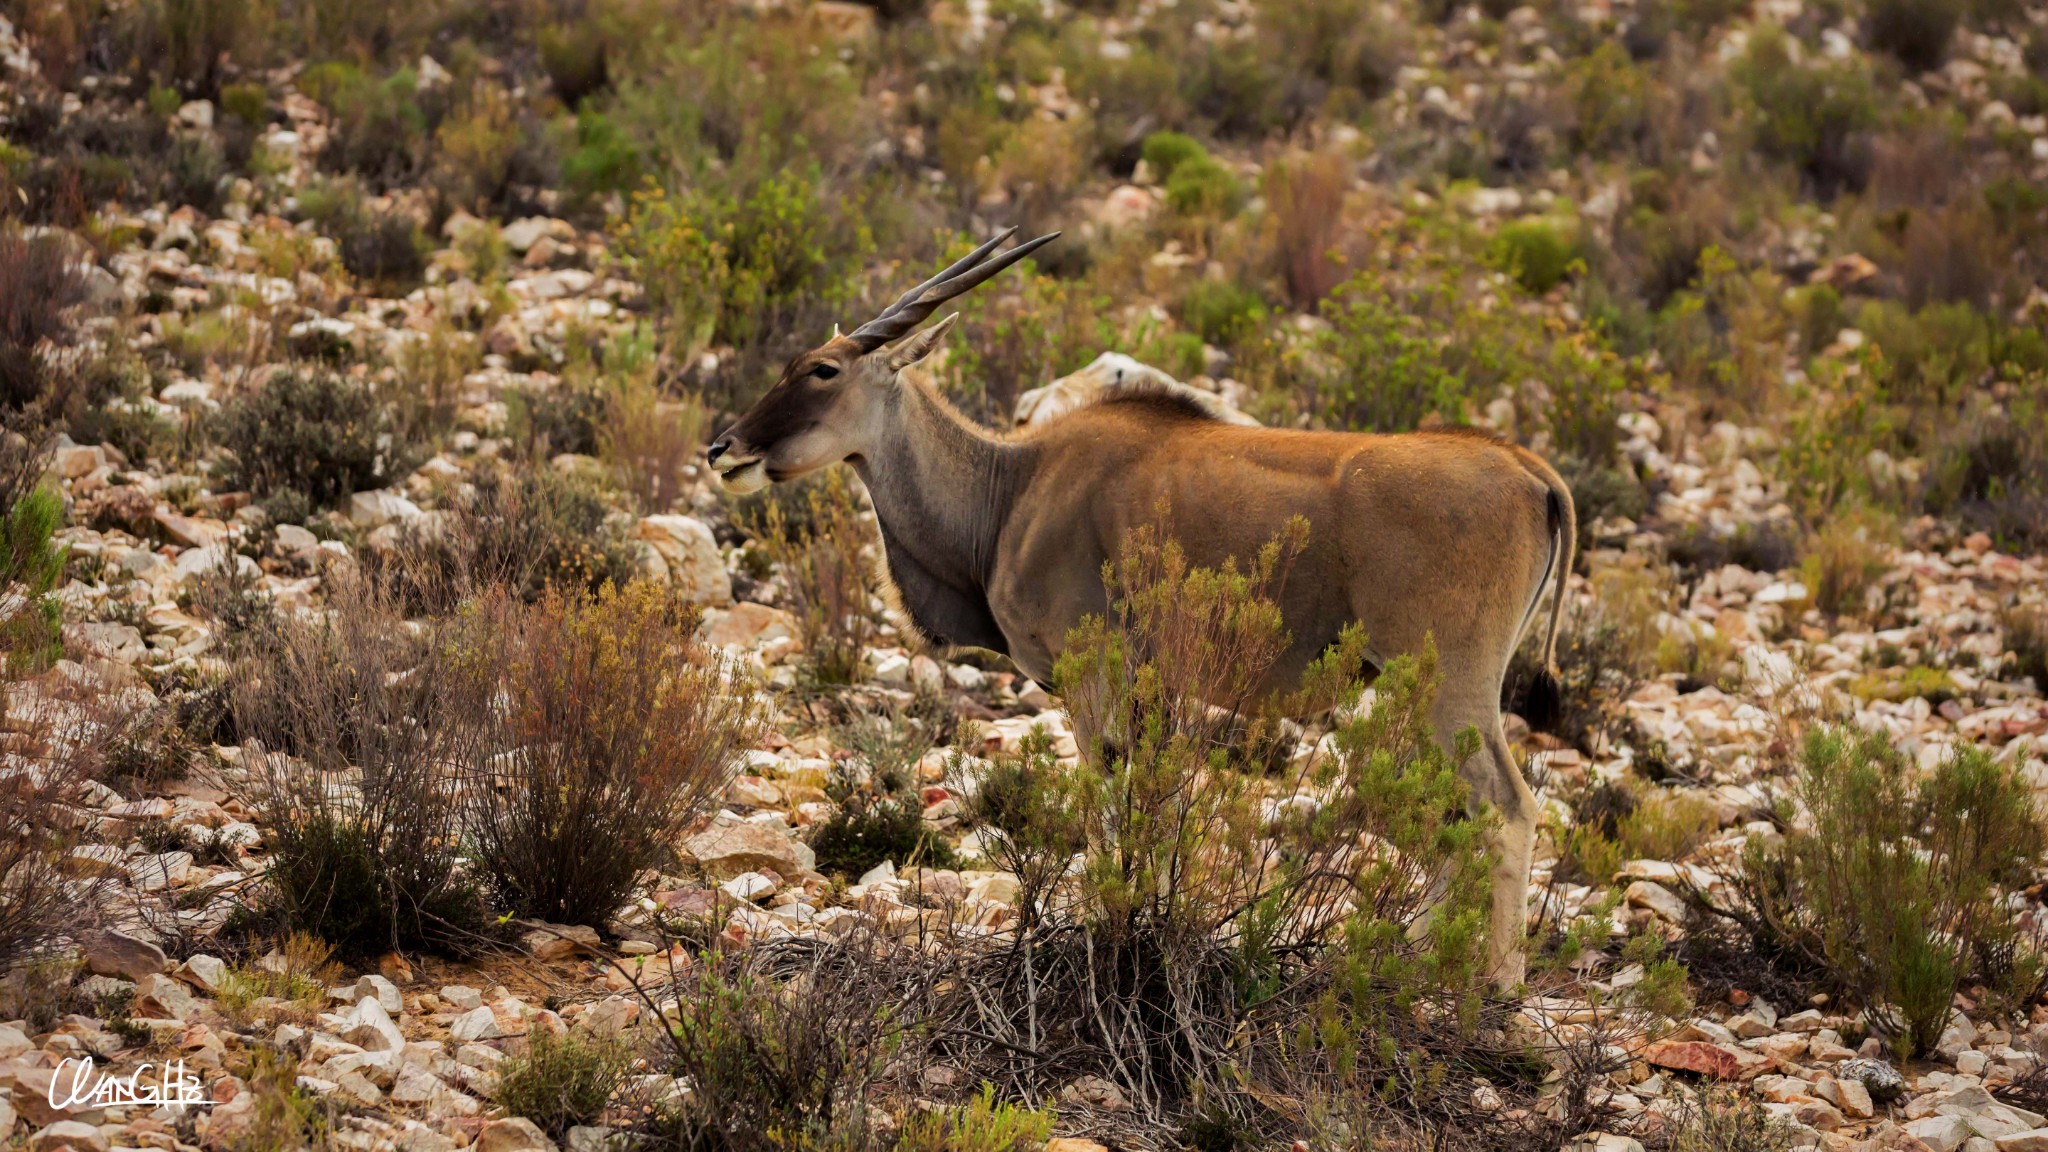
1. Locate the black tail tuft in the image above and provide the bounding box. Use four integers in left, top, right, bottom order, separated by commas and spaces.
1520, 667, 1563, 733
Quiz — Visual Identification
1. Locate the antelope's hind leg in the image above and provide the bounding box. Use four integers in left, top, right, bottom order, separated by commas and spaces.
1431, 674, 1538, 989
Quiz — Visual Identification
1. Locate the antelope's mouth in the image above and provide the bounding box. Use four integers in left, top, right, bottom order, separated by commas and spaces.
713, 456, 770, 495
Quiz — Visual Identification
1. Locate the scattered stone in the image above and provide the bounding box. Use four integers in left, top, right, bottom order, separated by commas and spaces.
1642, 1040, 1771, 1080
683, 823, 816, 881
1841, 1058, 1907, 1104
522, 922, 602, 962
475, 1118, 558, 1152
81, 929, 167, 981
449, 1006, 504, 1043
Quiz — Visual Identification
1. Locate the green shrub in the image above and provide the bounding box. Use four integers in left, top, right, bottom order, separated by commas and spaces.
220, 82, 269, 126
559, 109, 642, 203
538, 20, 610, 108
1799, 515, 1892, 618
616, 169, 866, 366
1164, 153, 1245, 217
367, 464, 642, 610
1139, 130, 1208, 180
1565, 41, 1649, 156
1667, 1087, 1795, 1152
1722, 729, 2045, 1058
297, 178, 427, 290
1735, 27, 1878, 195
430, 82, 521, 213
1489, 219, 1576, 294
1176, 279, 1267, 348
808, 796, 957, 880
653, 951, 904, 1151
213, 369, 400, 512
1560, 782, 1720, 884
2003, 602, 2048, 690
895, 1085, 1054, 1152
493, 1029, 632, 1138
936, 525, 1496, 1131
298, 64, 425, 183
1303, 269, 1469, 432
0, 485, 65, 673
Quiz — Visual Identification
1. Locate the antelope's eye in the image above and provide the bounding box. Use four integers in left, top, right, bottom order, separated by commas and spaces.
810, 363, 840, 380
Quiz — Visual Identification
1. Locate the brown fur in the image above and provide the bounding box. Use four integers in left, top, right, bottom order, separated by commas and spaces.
710, 312, 1574, 985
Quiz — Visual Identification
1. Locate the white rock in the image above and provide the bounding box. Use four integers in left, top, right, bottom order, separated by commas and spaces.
449, 1005, 503, 1042
348, 489, 424, 529
355, 974, 403, 1015
1910, 1115, 1976, 1152
345, 996, 407, 1052
634, 516, 732, 607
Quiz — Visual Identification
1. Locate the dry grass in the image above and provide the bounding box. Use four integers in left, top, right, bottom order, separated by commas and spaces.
232, 573, 486, 959
450, 581, 763, 927
741, 469, 881, 688
1261, 149, 1354, 310
0, 685, 110, 974
0, 226, 90, 411
1800, 515, 1893, 619
600, 377, 707, 514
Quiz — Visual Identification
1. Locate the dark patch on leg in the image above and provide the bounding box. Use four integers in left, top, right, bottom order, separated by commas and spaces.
1506, 666, 1562, 732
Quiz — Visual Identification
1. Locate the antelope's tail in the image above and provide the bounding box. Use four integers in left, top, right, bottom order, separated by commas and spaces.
1522, 466, 1576, 731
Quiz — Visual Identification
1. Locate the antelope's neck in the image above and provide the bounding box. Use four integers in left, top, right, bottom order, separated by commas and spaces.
850, 381, 1024, 651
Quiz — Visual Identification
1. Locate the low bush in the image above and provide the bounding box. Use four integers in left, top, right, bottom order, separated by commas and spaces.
0, 226, 91, 411
0, 689, 103, 975
1799, 515, 1893, 619
1710, 728, 2045, 1058
2004, 601, 2048, 689
231, 1045, 337, 1152
1921, 384, 2048, 552
212, 933, 336, 1026
808, 796, 957, 880
0, 482, 65, 674
297, 178, 428, 291
1666, 1086, 1795, 1152
741, 469, 880, 688
1866, 0, 1961, 72
1490, 219, 1576, 295
1734, 28, 1877, 197
652, 939, 927, 1151
366, 463, 641, 611
895, 1085, 1054, 1152
213, 369, 401, 513
1559, 780, 1720, 884
1261, 148, 1352, 309
494, 1028, 633, 1138
1139, 130, 1208, 180
234, 575, 486, 959
614, 171, 868, 380
926, 526, 1504, 1137
450, 582, 762, 927
1164, 152, 1244, 218
1175, 279, 1267, 349
298, 65, 426, 185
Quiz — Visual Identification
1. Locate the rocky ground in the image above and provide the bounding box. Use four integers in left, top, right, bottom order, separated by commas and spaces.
2, 0, 2048, 1148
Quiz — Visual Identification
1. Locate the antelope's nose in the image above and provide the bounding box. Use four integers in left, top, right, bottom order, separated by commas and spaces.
706, 439, 731, 466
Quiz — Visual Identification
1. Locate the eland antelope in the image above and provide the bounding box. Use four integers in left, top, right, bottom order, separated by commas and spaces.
707, 229, 1574, 983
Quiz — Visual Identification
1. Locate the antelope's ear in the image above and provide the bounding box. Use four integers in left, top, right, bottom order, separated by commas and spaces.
884, 312, 959, 373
